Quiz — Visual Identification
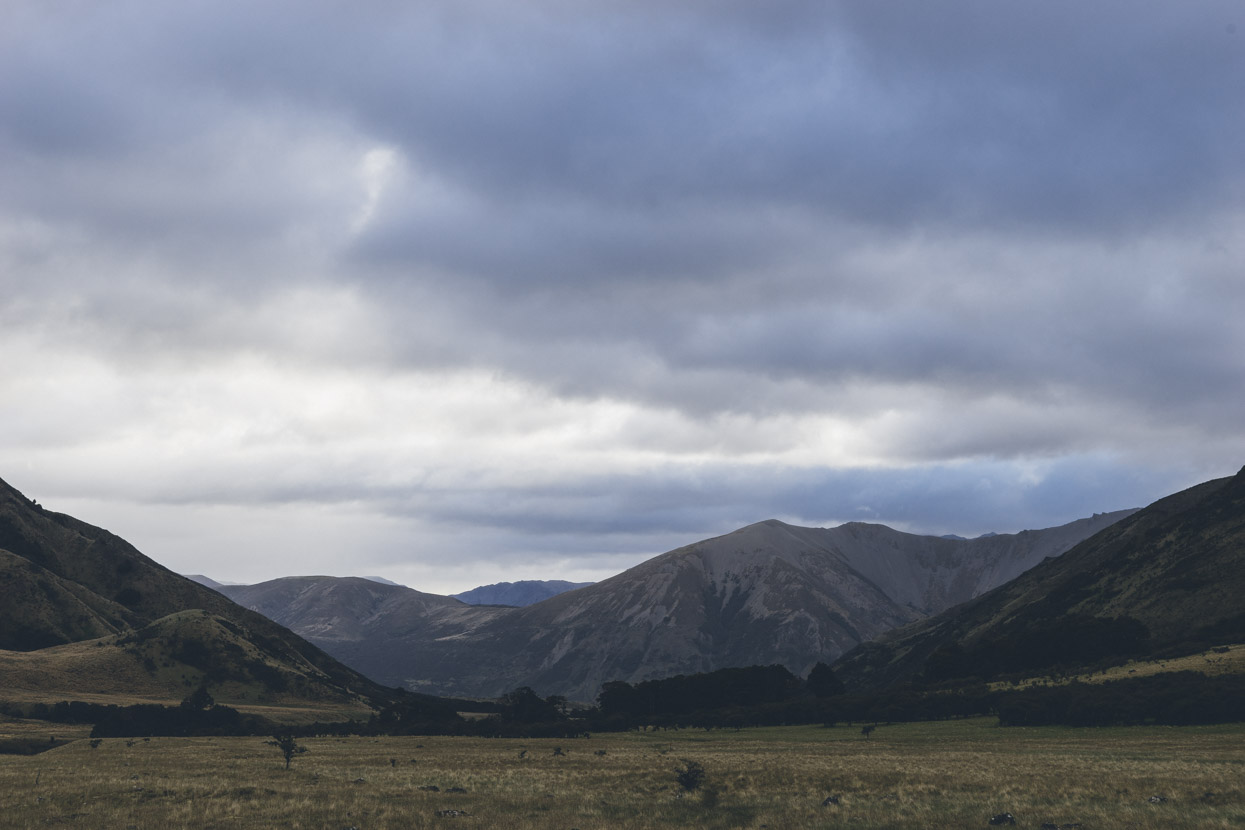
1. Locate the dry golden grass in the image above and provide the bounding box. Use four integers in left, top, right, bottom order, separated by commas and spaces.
996, 643, 1245, 691
1, 718, 1242, 829
0, 622, 375, 725
0, 717, 92, 743
1083, 643, 1245, 682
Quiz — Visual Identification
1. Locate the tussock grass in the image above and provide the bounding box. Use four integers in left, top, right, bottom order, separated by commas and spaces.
0, 718, 1242, 828
995, 642, 1245, 691
0, 613, 376, 721
1083, 643, 1245, 682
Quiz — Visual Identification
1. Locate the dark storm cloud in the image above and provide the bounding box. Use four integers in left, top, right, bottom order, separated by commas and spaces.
362, 455, 1178, 546
327, 1, 1244, 236
112, 448, 1171, 547
10, 1, 1241, 247
3, 0, 1244, 581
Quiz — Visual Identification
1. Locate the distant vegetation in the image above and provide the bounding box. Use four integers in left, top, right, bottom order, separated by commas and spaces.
996, 672, 1245, 727
6, 648, 1245, 740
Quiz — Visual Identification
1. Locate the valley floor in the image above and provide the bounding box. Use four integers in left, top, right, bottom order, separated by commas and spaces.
1, 717, 1242, 829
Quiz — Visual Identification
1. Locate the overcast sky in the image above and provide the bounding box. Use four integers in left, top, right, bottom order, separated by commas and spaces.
2, 1, 1243, 593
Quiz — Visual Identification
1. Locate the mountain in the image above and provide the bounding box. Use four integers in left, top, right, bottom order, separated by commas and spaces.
219, 576, 502, 646
0, 476, 387, 713
833, 468, 1245, 692
219, 511, 1132, 702
185, 574, 227, 590
453, 580, 594, 607
362, 575, 405, 587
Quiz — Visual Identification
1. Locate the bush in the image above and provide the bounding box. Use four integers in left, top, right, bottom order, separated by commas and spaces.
675, 759, 706, 791
267, 734, 307, 769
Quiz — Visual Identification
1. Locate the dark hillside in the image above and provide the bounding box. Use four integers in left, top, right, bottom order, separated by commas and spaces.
0, 476, 389, 709
834, 468, 1245, 691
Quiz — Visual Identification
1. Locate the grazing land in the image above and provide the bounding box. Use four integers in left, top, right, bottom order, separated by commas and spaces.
998, 642, 1245, 689
1, 717, 1242, 829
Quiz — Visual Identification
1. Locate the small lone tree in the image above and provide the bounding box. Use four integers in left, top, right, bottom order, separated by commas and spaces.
860, 724, 876, 740
267, 733, 307, 769
675, 759, 706, 791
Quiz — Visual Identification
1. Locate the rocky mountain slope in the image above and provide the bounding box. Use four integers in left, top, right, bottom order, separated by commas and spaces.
453, 580, 594, 607
0, 476, 386, 712
833, 468, 1245, 691
220, 511, 1132, 701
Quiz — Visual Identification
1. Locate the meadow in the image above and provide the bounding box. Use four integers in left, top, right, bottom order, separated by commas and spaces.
1, 717, 1242, 829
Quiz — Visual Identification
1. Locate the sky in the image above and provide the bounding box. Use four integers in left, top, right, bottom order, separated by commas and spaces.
2, 1, 1243, 594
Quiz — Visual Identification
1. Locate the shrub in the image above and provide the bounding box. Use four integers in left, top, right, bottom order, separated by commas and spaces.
266, 734, 307, 769
675, 759, 706, 791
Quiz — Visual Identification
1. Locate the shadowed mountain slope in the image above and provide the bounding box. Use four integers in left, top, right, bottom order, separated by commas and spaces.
222, 511, 1132, 702
0, 476, 387, 711
833, 468, 1245, 692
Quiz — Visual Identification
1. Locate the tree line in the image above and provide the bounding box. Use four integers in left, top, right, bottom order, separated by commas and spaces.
8, 659, 1245, 738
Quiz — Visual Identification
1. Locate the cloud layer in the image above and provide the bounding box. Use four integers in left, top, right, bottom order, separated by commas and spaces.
2, 1, 1243, 591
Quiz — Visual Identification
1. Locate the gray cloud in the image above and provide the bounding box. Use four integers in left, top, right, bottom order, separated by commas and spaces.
1, 1, 1243, 585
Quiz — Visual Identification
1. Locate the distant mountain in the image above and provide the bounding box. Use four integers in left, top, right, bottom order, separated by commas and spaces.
362, 575, 405, 587
833, 468, 1245, 692
0, 476, 387, 712
220, 511, 1132, 701
217, 577, 510, 695
453, 580, 594, 607
185, 574, 226, 590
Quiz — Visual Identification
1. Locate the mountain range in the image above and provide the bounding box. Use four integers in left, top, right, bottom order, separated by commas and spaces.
215, 510, 1134, 701
10, 462, 1240, 716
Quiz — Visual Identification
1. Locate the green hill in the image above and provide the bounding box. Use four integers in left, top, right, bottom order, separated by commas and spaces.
0, 476, 387, 716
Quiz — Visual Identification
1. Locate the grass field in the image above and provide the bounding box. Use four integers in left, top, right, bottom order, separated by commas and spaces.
1, 717, 1242, 829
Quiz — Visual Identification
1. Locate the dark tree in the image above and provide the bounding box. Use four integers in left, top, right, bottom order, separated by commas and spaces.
499, 687, 562, 723
807, 662, 846, 698
370, 691, 462, 734
597, 681, 641, 717
267, 733, 306, 769
546, 695, 569, 717
180, 684, 215, 711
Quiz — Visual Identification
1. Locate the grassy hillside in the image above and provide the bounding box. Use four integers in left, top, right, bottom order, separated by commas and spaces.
0, 476, 389, 713
993, 642, 1245, 691
834, 467, 1245, 691
0, 611, 374, 720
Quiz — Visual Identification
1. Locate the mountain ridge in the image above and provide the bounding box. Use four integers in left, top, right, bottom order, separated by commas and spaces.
832, 468, 1245, 691
219, 510, 1134, 701
0, 476, 388, 713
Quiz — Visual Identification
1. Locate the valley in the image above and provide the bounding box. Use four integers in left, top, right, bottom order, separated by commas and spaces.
1, 718, 1241, 829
